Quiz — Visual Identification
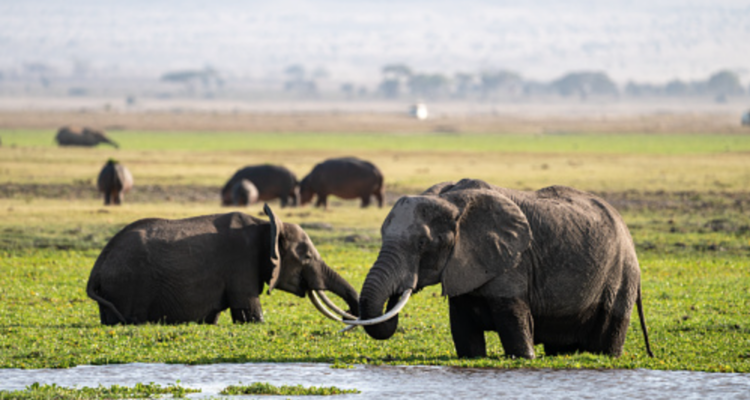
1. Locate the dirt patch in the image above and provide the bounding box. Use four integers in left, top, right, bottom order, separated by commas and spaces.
3, 182, 748, 214
0, 182, 222, 204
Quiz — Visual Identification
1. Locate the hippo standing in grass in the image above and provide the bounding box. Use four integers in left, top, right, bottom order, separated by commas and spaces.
300, 157, 385, 209
56, 127, 119, 148
98, 159, 133, 205
221, 165, 299, 208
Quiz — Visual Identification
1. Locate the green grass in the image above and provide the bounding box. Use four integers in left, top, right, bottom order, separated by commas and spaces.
0, 382, 200, 399
0, 130, 749, 374
4, 129, 750, 154
220, 382, 360, 396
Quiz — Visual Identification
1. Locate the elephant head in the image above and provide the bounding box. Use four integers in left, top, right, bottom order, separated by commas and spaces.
83, 128, 119, 148
348, 183, 531, 339
265, 204, 360, 319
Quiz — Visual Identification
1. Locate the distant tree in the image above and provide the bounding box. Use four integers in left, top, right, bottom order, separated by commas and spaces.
340, 82, 355, 98
625, 81, 663, 97
283, 64, 318, 97
379, 64, 412, 99
479, 70, 523, 98
551, 71, 618, 99
664, 79, 691, 96
453, 72, 476, 98
24, 62, 55, 88
161, 67, 223, 96
705, 70, 744, 96
408, 73, 450, 99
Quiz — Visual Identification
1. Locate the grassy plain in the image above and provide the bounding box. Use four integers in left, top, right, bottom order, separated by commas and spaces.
1, 129, 749, 373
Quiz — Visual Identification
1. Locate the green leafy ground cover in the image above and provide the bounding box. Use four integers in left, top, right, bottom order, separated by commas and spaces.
0, 130, 749, 373
0, 382, 199, 399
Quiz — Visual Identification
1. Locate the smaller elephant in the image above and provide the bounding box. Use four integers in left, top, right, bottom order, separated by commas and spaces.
300, 157, 384, 209
86, 205, 359, 325
232, 179, 259, 206
56, 127, 119, 148
97, 159, 133, 205
221, 165, 299, 208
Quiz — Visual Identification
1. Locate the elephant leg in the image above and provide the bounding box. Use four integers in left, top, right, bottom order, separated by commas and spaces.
280, 196, 288, 208
585, 289, 634, 356
103, 191, 112, 205
230, 297, 264, 323
489, 297, 535, 359
449, 297, 487, 358
201, 310, 222, 324
114, 190, 123, 205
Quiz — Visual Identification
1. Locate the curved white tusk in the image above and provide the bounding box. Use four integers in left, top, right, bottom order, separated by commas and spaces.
342, 289, 412, 326
315, 290, 357, 321
307, 291, 344, 323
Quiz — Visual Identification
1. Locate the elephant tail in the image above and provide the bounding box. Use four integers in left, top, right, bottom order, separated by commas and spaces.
636, 282, 654, 357
86, 244, 128, 325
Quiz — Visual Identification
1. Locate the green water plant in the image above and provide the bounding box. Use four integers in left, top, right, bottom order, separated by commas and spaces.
0, 382, 200, 399
220, 382, 360, 396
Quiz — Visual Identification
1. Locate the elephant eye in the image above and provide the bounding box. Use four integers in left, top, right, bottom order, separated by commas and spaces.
418, 237, 429, 250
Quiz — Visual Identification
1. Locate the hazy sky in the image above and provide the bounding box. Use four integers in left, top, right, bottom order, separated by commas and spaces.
1, 0, 748, 84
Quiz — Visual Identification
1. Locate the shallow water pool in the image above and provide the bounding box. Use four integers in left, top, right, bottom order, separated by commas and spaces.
2, 362, 749, 399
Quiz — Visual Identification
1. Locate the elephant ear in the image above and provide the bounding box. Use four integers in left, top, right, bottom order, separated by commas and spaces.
440, 189, 532, 297
264, 203, 283, 293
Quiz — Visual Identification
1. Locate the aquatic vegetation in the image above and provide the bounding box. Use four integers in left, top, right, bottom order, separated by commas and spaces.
220, 382, 360, 396
0, 382, 200, 399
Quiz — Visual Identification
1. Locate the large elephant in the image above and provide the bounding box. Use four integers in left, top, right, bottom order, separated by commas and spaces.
55, 126, 119, 148
221, 165, 298, 208
300, 157, 385, 209
97, 159, 133, 206
86, 205, 358, 325
346, 179, 653, 359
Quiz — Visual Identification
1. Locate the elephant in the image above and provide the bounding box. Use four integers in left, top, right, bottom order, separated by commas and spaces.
345, 179, 653, 359
97, 159, 133, 206
231, 179, 259, 206
221, 165, 299, 208
86, 204, 359, 325
300, 157, 385, 209
55, 126, 119, 148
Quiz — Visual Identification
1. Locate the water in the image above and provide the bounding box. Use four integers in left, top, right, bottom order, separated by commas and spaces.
1, 363, 749, 399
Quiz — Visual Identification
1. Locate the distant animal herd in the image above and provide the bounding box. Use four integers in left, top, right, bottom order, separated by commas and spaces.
52, 125, 655, 360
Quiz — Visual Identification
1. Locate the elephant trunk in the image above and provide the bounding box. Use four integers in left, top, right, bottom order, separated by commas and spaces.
359, 242, 416, 340
310, 261, 360, 317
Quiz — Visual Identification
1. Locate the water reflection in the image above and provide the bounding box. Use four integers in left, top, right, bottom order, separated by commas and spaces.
1, 363, 748, 399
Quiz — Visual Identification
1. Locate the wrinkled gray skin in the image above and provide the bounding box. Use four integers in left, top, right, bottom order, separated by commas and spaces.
231, 179, 259, 206
300, 157, 385, 209
97, 160, 133, 205
221, 165, 298, 208
359, 179, 653, 359
55, 127, 119, 148
86, 205, 359, 325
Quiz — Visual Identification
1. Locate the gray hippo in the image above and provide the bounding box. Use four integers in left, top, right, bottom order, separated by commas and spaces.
300, 157, 385, 209
221, 165, 298, 207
